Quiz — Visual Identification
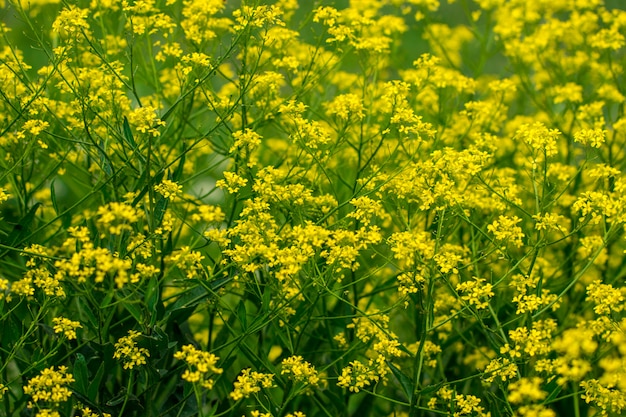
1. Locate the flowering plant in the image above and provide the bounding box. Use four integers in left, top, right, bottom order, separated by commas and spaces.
1, 0, 626, 416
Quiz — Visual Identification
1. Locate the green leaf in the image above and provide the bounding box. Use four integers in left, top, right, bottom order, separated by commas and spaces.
122, 116, 137, 149
237, 300, 247, 331
154, 196, 169, 229
417, 380, 445, 396
122, 301, 143, 325
387, 360, 413, 402
73, 353, 90, 395
6, 202, 41, 246
87, 361, 106, 402
145, 275, 161, 328
173, 152, 186, 182
50, 180, 59, 215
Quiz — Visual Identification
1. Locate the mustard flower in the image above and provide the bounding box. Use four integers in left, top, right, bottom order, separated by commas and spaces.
337, 360, 379, 393
113, 330, 150, 369
96, 202, 140, 235
0, 187, 9, 204
216, 171, 248, 194
154, 179, 182, 199
52, 6, 90, 34
174, 344, 223, 389
488, 215, 524, 248
581, 379, 626, 416
281, 356, 321, 387
52, 317, 82, 340
574, 128, 606, 148
586, 280, 625, 315
507, 377, 547, 404
127, 105, 166, 137
456, 277, 494, 310
23, 366, 74, 404
229, 369, 275, 401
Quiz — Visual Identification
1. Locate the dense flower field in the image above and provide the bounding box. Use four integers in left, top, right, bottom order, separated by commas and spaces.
1, 0, 626, 416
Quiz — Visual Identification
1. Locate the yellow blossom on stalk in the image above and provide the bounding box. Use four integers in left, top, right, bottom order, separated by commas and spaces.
79, 405, 112, 417
155, 41, 183, 62
488, 215, 524, 248
325, 93, 364, 121
174, 344, 223, 389
23, 366, 74, 404
192, 205, 225, 223
433, 386, 489, 417
127, 105, 166, 137
0, 188, 8, 204
590, 27, 625, 50
0, 277, 9, 300
580, 379, 626, 416
501, 320, 557, 359
0, 383, 7, 399
586, 280, 625, 315
482, 357, 518, 383
456, 277, 494, 310
574, 128, 606, 148
96, 202, 140, 235
551, 82, 583, 104
532, 212, 568, 233
313, 6, 341, 27
512, 290, 560, 314
233, 5, 284, 31
17, 119, 50, 148
229, 369, 275, 400
507, 377, 547, 404
516, 122, 560, 157
229, 128, 262, 153
281, 356, 321, 387
250, 412, 272, 417
337, 360, 379, 393
216, 171, 248, 194
166, 246, 205, 279
113, 330, 150, 369
181, 52, 212, 68
154, 179, 182, 199
11, 277, 34, 297
52, 5, 90, 34
181, 0, 229, 44
346, 196, 384, 226
52, 317, 81, 340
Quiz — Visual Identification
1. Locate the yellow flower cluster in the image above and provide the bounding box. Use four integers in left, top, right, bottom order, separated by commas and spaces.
113, 330, 150, 369
154, 179, 183, 199
52, 317, 81, 340
456, 277, 494, 310
174, 344, 223, 389
280, 356, 321, 387
229, 369, 275, 401
23, 366, 74, 404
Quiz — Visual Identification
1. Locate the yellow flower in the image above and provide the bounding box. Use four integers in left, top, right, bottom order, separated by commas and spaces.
456, 277, 494, 310
216, 171, 248, 194
281, 356, 321, 386
488, 215, 524, 248
229, 368, 275, 400
23, 366, 74, 404
113, 330, 150, 369
174, 344, 223, 389
52, 317, 82, 340
154, 179, 183, 199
